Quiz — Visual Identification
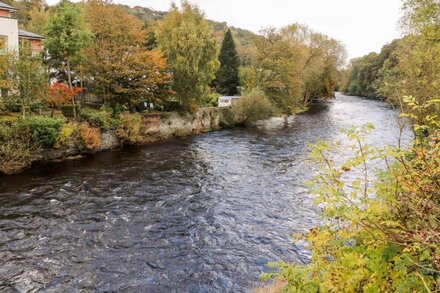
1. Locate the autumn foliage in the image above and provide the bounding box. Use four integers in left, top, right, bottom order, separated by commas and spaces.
82, 1, 172, 107
79, 123, 101, 151
47, 83, 82, 108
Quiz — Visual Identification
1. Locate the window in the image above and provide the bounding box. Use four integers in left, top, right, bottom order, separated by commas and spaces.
0, 36, 7, 54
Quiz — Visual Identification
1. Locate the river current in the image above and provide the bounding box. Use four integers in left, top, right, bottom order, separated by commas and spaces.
0, 93, 412, 292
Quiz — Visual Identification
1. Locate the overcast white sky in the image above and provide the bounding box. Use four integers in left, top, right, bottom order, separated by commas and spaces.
47, 0, 404, 59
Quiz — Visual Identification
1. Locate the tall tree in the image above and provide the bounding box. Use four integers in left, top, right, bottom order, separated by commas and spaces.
156, 1, 219, 112
25, 5, 50, 35
241, 24, 345, 113
44, 0, 92, 118
215, 29, 240, 95
253, 28, 304, 113
82, 0, 171, 108
14, 0, 47, 28
9, 44, 48, 117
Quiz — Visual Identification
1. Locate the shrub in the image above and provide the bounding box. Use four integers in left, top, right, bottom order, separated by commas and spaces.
219, 107, 235, 128
15, 116, 64, 147
79, 107, 115, 131
55, 122, 78, 149
61, 105, 80, 117
232, 88, 274, 125
263, 124, 440, 292
5, 102, 43, 113
78, 123, 101, 151
0, 124, 39, 174
5, 103, 22, 113
202, 92, 219, 107
163, 100, 181, 112
116, 113, 144, 145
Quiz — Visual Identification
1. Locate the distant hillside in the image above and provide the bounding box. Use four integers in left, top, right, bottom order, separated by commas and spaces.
120, 5, 258, 63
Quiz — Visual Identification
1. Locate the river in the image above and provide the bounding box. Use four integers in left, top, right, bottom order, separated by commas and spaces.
0, 93, 412, 292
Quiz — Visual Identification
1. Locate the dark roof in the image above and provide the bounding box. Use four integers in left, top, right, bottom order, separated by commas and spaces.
0, 1, 17, 11
18, 29, 44, 40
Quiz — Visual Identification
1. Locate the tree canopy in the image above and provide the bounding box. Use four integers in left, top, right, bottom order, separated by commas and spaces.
240, 24, 345, 114
82, 0, 172, 108
156, 1, 219, 112
44, 0, 93, 118
215, 29, 240, 96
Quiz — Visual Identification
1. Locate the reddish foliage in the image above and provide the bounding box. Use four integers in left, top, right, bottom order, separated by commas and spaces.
47, 83, 82, 108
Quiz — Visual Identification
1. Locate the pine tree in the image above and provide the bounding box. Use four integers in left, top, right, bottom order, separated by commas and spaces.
216, 29, 240, 96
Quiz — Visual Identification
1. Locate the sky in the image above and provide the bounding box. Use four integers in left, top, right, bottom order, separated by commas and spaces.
47, 0, 404, 60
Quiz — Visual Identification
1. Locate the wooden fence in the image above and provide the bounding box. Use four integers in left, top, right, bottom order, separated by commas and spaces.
74, 92, 103, 106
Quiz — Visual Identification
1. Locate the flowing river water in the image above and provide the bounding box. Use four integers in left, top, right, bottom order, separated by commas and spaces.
0, 93, 413, 292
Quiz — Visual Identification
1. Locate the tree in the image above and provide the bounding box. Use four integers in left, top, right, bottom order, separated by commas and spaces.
46, 82, 81, 115
280, 24, 346, 105
261, 1, 440, 291
25, 5, 50, 35
0, 55, 12, 111
243, 24, 345, 113
215, 29, 240, 95
9, 44, 48, 117
253, 28, 304, 113
386, 0, 440, 128
44, 0, 92, 118
343, 0, 440, 131
82, 0, 172, 108
156, 1, 219, 112
14, 0, 47, 28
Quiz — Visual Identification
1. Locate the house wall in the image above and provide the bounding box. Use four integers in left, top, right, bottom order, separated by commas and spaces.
30, 39, 42, 52
20, 38, 43, 53
0, 17, 19, 51
0, 9, 10, 17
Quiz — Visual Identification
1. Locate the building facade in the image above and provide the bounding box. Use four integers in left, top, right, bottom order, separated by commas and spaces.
0, 1, 43, 54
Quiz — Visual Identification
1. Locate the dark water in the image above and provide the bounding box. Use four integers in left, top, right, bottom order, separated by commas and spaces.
0, 94, 412, 292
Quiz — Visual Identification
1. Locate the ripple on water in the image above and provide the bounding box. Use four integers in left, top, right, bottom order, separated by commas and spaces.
0, 94, 413, 292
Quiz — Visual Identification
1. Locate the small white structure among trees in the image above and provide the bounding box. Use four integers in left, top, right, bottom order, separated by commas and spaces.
218, 96, 241, 107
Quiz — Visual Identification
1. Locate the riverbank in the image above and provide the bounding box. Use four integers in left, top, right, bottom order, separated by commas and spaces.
0, 94, 414, 292
0, 107, 234, 175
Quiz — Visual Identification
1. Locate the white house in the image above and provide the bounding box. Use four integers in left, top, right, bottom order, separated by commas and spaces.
0, 1, 43, 54
218, 96, 242, 107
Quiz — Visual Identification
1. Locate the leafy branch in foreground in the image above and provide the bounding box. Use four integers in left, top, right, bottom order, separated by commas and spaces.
262, 102, 439, 291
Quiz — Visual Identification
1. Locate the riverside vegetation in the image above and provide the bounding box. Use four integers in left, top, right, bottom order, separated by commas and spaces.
0, 0, 345, 174
0, 0, 438, 291
260, 0, 440, 291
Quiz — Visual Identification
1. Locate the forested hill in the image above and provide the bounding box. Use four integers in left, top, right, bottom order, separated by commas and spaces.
120, 5, 257, 61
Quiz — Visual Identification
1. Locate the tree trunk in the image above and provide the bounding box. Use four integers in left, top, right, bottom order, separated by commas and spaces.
66, 59, 76, 119
303, 92, 310, 108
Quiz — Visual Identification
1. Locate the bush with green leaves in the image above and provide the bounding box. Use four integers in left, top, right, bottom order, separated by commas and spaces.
0, 123, 40, 174
55, 122, 79, 149
262, 114, 440, 291
15, 116, 64, 147
232, 88, 274, 125
219, 107, 235, 128
79, 107, 115, 131
116, 113, 144, 145
202, 93, 220, 107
